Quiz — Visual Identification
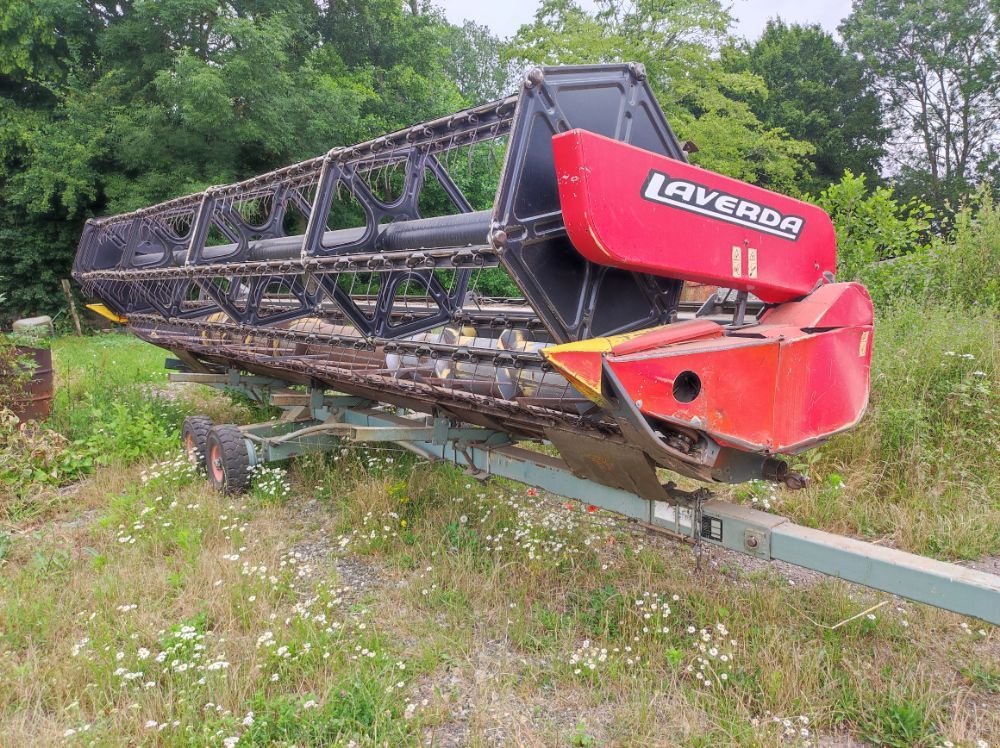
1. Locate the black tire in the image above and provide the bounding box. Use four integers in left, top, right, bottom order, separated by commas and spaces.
181, 415, 214, 464
204, 425, 252, 494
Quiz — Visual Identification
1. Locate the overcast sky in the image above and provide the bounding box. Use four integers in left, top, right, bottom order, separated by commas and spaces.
437, 0, 854, 41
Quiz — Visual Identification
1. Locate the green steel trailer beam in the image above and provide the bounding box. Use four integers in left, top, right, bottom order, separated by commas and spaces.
177, 369, 1000, 626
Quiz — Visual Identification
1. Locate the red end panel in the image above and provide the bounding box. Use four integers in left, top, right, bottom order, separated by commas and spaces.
771, 326, 873, 452
552, 129, 837, 303
606, 324, 872, 453
759, 281, 873, 328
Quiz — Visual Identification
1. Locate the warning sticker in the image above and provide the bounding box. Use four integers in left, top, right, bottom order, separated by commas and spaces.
700, 515, 723, 542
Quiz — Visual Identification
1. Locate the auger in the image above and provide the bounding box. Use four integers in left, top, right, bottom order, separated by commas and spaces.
74, 64, 999, 624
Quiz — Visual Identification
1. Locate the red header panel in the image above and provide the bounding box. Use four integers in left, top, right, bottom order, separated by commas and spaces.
552, 129, 837, 303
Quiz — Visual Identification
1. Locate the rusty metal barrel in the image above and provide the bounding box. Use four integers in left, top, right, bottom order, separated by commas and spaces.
9, 346, 54, 422
4, 317, 55, 422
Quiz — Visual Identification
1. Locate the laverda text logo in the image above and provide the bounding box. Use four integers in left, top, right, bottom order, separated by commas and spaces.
642, 170, 805, 240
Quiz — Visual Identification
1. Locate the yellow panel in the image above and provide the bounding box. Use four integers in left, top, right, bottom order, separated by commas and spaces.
542, 330, 640, 404
85, 303, 128, 324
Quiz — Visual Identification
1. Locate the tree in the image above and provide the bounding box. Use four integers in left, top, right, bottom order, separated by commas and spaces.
841, 0, 1000, 206
319, 0, 466, 129
724, 21, 888, 193
444, 20, 514, 104
507, 0, 814, 191
0, 0, 478, 319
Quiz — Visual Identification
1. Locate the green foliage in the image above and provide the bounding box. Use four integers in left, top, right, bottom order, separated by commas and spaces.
0, 335, 188, 516
445, 20, 512, 103
81, 396, 182, 464
0, 334, 32, 406
507, 0, 815, 191
865, 304, 996, 483
814, 171, 933, 285
2, 0, 997, 329
856, 693, 942, 748
962, 662, 1000, 694
570, 722, 598, 747
0, 390, 182, 510
470, 268, 521, 298
819, 174, 1000, 309
724, 21, 887, 192
930, 190, 1000, 308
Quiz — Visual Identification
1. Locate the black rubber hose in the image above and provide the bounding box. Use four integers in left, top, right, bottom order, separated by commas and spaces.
377, 210, 491, 251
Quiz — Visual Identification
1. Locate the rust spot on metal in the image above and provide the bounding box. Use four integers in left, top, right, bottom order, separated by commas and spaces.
6, 346, 54, 422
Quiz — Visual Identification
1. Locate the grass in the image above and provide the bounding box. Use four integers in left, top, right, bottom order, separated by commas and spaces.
0, 322, 997, 746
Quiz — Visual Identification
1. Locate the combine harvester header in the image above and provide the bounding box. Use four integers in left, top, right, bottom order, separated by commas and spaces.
74, 64, 998, 624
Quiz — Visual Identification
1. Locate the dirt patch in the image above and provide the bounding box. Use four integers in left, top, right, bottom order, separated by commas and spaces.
700, 541, 827, 589
962, 555, 1000, 576
332, 555, 386, 597
278, 497, 391, 605
414, 623, 616, 747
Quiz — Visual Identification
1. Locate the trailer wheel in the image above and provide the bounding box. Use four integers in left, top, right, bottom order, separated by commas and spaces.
205, 425, 252, 494
181, 415, 214, 464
